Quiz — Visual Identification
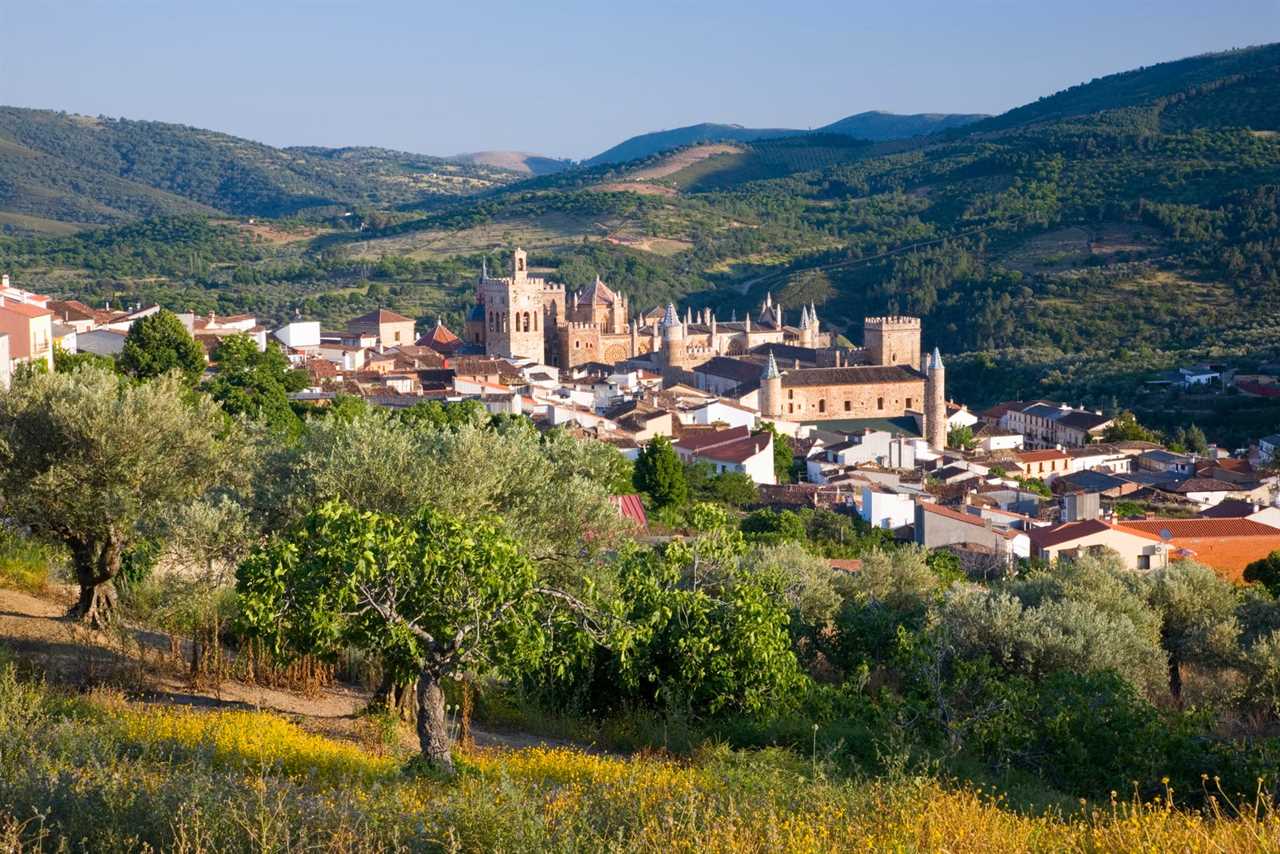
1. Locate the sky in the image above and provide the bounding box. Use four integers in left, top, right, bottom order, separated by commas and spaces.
1, 1, 1278, 160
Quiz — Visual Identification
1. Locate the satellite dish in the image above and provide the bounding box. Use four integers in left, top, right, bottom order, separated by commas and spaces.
1159, 528, 1173, 542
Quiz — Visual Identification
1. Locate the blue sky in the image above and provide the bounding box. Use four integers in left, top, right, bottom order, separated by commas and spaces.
1, 1, 1277, 160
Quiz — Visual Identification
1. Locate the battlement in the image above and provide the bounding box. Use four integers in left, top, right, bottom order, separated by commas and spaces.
864, 316, 921, 329
565, 321, 600, 332
543, 282, 564, 292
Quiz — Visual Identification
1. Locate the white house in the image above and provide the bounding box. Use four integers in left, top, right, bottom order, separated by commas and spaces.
861, 486, 914, 530
273, 320, 322, 354
689, 399, 759, 431
675, 426, 776, 485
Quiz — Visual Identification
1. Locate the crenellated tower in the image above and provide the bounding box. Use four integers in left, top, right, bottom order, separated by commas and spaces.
479, 247, 546, 362
863, 316, 921, 368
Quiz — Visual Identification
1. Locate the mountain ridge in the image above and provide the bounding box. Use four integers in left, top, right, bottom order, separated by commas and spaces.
583, 110, 989, 166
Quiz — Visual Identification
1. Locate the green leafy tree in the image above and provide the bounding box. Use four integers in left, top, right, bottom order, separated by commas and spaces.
762, 422, 794, 484
0, 367, 234, 625
53, 344, 115, 374
708, 471, 758, 508
398, 399, 487, 431
1145, 562, 1242, 700
633, 435, 688, 510
206, 335, 306, 436
947, 424, 976, 450
1244, 550, 1280, 597
1102, 410, 1161, 444
238, 501, 599, 773
118, 309, 206, 384
615, 532, 802, 716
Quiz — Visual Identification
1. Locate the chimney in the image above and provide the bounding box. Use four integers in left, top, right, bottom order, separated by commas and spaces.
1, 274, 8, 288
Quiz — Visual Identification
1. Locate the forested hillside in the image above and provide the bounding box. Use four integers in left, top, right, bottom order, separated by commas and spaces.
0, 108, 524, 226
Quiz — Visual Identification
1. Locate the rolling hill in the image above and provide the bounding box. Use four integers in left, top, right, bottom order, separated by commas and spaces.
447, 151, 572, 176
0, 108, 527, 228
583, 111, 988, 166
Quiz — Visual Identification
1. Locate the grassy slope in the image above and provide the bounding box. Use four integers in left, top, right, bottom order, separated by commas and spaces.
0, 660, 1276, 852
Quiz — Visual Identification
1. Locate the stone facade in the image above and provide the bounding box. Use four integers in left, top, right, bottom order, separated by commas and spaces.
779, 365, 927, 420
465, 248, 828, 370
864, 316, 921, 369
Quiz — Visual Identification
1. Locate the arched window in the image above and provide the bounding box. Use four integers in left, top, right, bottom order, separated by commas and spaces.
534, 312, 539, 331
877, 397, 884, 410
524, 312, 531, 332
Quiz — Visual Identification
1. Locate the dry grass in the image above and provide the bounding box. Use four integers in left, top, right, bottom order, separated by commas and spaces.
1, 667, 1277, 853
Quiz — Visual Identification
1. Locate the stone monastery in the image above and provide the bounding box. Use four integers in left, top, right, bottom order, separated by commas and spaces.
460, 248, 946, 447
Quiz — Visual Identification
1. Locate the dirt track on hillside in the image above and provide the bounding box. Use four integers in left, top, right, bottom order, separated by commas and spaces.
0, 586, 579, 754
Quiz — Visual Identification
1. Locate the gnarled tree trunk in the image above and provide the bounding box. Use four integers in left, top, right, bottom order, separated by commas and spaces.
416, 668, 454, 774
68, 538, 121, 629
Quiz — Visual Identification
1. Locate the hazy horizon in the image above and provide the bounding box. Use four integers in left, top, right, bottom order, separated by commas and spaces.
1, 1, 1277, 160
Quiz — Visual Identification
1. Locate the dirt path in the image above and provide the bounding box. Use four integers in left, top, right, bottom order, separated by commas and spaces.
0, 586, 586, 755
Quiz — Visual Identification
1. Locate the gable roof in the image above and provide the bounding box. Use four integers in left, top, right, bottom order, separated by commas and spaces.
349, 308, 415, 326
693, 356, 764, 384
1199, 499, 1259, 519
675, 424, 751, 452
0, 300, 52, 319
919, 502, 1022, 540
1028, 519, 1164, 549
781, 364, 924, 387
1055, 411, 1110, 431
697, 434, 771, 464
1117, 518, 1280, 539
1165, 478, 1240, 494
580, 277, 618, 305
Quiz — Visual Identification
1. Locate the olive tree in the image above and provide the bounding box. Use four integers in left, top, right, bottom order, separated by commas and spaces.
237, 500, 602, 773
0, 367, 234, 625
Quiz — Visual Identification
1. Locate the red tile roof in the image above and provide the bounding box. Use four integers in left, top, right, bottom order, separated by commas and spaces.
675, 425, 750, 452
697, 435, 770, 465
1117, 519, 1280, 539
1027, 519, 1167, 549
0, 300, 52, 319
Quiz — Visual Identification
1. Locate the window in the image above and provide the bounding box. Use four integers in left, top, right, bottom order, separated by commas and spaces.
788, 404, 794, 414
905, 397, 913, 409
818, 399, 825, 413
844, 400, 851, 412
877, 397, 884, 411
788, 390, 793, 399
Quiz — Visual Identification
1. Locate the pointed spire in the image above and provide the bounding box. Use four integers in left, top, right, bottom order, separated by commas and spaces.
731, 308, 737, 322
661, 302, 679, 328
481, 257, 488, 279
766, 291, 773, 308
800, 305, 810, 329
810, 302, 818, 329
929, 346, 944, 371
763, 350, 780, 379
774, 304, 783, 328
